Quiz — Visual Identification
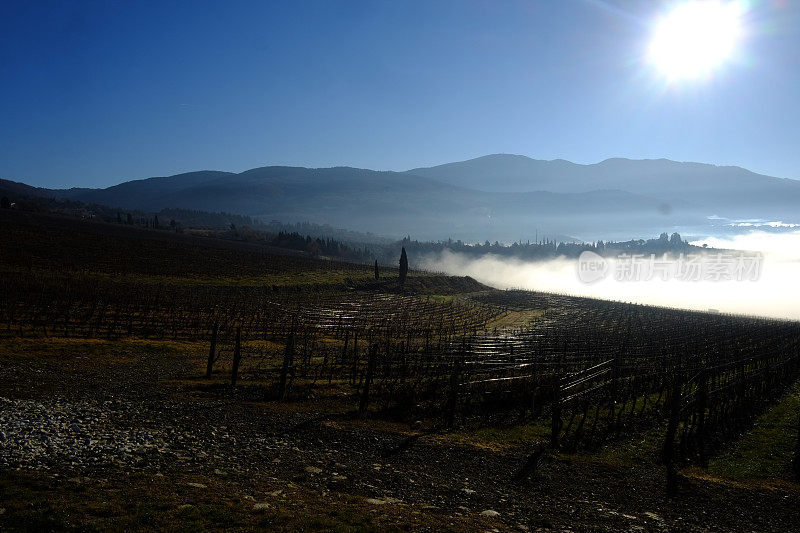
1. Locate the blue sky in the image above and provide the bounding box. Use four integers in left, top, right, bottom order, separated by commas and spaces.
2, 0, 799, 188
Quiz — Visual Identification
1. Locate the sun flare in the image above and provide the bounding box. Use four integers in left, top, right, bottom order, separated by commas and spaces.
648, 1, 744, 80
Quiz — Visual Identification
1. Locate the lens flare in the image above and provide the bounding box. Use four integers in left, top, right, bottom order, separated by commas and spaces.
648, 1, 745, 80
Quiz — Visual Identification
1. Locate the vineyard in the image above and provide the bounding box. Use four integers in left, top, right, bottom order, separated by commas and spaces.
2, 212, 800, 530
3, 259, 799, 494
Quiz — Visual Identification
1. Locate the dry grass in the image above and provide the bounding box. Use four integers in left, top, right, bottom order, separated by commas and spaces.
0, 469, 495, 532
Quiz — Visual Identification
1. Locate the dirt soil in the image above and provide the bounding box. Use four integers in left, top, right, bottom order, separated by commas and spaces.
1, 340, 799, 532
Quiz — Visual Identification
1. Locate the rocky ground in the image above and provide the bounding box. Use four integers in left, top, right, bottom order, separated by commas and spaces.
1, 339, 799, 531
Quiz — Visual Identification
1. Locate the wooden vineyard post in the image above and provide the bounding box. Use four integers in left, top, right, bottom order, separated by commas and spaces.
350, 330, 359, 386
205, 321, 218, 379
663, 372, 683, 498
551, 377, 562, 449
277, 330, 295, 401
696, 368, 708, 467
793, 408, 800, 480
230, 326, 242, 387
608, 353, 621, 432
341, 330, 350, 367
445, 353, 463, 428
359, 344, 378, 417
301, 327, 310, 378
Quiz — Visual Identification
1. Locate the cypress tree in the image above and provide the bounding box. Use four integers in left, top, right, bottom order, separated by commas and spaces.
399, 247, 408, 287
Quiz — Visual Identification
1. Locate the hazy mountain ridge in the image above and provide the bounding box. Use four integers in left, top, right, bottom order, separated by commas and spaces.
3, 155, 796, 241
408, 154, 799, 197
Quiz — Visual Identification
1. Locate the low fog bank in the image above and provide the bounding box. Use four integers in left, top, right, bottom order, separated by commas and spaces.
417, 230, 800, 320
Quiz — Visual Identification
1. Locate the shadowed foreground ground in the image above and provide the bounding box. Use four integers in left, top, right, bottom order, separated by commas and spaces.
1, 337, 798, 532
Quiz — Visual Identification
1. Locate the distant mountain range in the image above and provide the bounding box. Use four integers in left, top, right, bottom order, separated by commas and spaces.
3, 155, 798, 241
409, 155, 800, 213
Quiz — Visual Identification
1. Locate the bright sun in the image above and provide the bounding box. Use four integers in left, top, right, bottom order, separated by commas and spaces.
648, 1, 744, 80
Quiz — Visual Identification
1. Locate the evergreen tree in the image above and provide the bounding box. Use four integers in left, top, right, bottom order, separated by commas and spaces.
399, 247, 408, 286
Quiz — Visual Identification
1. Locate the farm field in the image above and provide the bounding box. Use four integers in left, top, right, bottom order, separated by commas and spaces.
1, 211, 799, 532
